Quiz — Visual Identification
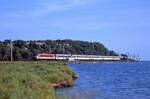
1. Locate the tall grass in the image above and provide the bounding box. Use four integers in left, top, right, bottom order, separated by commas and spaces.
0, 61, 76, 99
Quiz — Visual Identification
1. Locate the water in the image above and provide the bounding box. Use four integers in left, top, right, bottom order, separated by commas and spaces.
57, 61, 150, 99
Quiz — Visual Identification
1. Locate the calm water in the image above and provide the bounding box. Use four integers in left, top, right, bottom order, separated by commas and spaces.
57, 61, 150, 99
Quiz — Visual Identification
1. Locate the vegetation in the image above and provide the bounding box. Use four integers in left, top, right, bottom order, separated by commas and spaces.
0, 61, 76, 99
0, 39, 118, 61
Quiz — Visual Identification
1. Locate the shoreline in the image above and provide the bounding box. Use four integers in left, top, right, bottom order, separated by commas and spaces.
51, 74, 78, 89
66, 60, 139, 64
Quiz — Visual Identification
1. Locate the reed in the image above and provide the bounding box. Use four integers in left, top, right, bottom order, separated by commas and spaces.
0, 61, 76, 99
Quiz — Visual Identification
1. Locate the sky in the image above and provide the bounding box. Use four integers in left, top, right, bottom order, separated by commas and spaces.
0, 0, 150, 60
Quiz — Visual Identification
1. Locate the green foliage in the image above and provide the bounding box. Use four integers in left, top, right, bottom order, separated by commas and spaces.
0, 61, 75, 99
0, 39, 118, 61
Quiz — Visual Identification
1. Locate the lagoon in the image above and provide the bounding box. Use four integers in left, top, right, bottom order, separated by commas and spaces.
57, 61, 150, 99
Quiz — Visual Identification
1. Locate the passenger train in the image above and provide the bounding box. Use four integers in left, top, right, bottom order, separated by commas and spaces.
36, 53, 122, 61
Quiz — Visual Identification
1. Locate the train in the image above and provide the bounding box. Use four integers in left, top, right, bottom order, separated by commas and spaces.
36, 53, 122, 61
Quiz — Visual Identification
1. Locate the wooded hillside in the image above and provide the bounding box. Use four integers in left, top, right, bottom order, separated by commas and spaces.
0, 39, 118, 61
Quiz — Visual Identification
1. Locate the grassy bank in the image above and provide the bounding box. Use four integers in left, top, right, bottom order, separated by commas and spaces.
0, 61, 76, 99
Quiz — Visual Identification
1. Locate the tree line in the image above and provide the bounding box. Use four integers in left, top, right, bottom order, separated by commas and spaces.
0, 39, 118, 61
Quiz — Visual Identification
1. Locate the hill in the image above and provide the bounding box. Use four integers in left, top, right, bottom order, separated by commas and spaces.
0, 39, 118, 61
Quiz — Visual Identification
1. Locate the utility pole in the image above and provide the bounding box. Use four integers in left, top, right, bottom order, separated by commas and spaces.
49, 44, 51, 53
10, 40, 13, 62
84, 47, 86, 55
63, 43, 65, 60
117, 49, 120, 56
63, 44, 64, 54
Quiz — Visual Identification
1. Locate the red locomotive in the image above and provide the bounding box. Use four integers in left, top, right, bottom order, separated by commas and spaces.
36, 53, 56, 60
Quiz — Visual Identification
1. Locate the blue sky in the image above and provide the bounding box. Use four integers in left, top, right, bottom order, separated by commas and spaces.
0, 0, 150, 60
